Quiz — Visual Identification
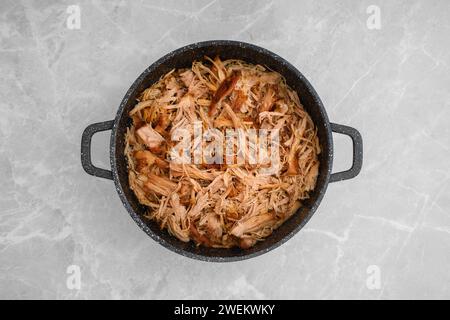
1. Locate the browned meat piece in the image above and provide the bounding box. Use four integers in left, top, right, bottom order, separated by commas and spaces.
143, 173, 177, 197
136, 125, 165, 150
259, 85, 276, 113
209, 71, 241, 117
239, 237, 257, 249
232, 90, 247, 112
189, 223, 212, 247
230, 213, 275, 237
154, 113, 170, 135
134, 150, 169, 171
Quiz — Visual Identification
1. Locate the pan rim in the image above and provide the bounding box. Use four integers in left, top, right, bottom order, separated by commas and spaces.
110, 40, 333, 262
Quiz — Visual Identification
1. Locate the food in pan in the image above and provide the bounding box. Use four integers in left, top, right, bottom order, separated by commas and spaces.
124, 56, 320, 248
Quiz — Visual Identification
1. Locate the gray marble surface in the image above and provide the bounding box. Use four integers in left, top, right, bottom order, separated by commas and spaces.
1, 0, 449, 299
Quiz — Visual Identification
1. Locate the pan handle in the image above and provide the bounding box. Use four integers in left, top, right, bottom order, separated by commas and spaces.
81, 120, 114, 180
330, 123, 363, 183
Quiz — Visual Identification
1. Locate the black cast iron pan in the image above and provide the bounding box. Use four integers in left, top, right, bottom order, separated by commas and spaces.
81, 40, 363, 262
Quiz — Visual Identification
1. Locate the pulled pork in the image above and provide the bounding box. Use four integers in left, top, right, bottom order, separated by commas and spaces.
124, 57, 320, 249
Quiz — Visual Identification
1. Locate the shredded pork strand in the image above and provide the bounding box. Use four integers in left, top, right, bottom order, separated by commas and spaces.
125, 57, 320, 249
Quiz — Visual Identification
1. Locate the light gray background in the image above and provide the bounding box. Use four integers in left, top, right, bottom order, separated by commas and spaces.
1, 0, 449, 299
